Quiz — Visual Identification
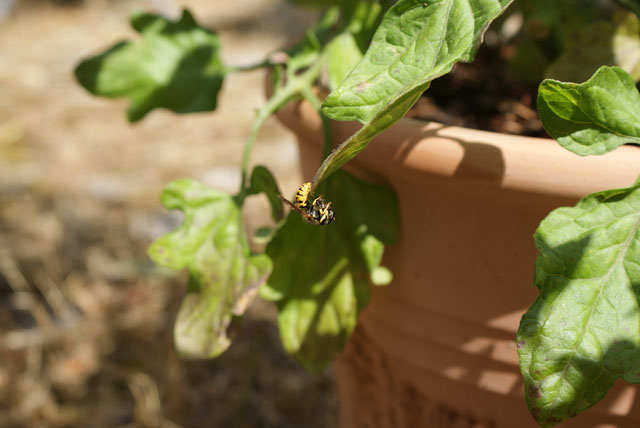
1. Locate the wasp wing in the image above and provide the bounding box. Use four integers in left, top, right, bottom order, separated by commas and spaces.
278, 195, 318, 224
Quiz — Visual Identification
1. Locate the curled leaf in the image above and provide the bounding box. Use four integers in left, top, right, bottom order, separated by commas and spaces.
538, 66, 640, 155
149, 179, 271, 358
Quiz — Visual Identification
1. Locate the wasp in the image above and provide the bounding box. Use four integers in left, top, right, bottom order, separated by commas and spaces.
279, 182, 335, 226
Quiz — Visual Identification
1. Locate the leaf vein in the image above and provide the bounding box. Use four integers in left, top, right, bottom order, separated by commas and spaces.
547, 212, 640, 420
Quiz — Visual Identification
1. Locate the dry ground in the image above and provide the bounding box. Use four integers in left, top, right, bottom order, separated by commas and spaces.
0, 1, 337, 427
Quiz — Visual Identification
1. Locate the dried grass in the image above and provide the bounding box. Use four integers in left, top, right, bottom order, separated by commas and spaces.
0, 1, 336, 427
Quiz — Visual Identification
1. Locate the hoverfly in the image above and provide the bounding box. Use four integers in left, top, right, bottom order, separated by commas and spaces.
279, 182, 335, 226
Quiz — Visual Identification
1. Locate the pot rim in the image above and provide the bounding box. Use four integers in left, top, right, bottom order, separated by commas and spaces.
276, 97, 640, 199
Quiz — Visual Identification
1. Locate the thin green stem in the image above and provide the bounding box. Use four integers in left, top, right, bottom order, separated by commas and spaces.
302, 89, 334, 188
229, 59, 272, 73
239, 106, 271, 191
237, 58, 326, 200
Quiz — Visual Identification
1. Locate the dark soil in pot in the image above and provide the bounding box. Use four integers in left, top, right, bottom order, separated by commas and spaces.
408, 44, 548, 138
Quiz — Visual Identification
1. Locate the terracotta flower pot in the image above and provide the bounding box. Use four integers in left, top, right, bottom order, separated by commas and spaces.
276, 97, 640, 428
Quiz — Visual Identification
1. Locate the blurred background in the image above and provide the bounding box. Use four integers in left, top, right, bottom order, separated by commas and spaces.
0, 0, 338, 427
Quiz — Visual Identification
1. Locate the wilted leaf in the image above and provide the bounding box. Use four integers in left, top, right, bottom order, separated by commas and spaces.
517, 177, 640, 427
538, 66, 640, 156
149, 178, 271, 358
315, 0, 512, 185
261, 171, 397, 371
75, 9, 226, 122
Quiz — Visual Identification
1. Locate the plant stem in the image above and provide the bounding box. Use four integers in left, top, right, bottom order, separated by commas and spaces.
237, 58, 325, 199
302, 89, 333, 177
239, 106, 271, 192
230, 59, 272, 73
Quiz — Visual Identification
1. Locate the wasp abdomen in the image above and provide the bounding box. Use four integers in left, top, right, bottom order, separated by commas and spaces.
294, 182, 313, 209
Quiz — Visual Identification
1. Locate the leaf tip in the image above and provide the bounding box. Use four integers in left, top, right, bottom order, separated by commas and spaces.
371, 266, 393, 286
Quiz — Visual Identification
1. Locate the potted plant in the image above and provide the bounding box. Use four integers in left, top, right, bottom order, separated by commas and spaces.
74, 0, 640, 426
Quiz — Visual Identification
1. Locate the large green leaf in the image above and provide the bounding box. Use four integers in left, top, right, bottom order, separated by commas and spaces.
538, 66, 640, 156
315, 0, 513, 185
545, 12, 640, 84
323, 0, 513, 123
517, 178, 640, 427
75, 9, 226, 122
262, 171, 397, 371
149, 178, 271, 358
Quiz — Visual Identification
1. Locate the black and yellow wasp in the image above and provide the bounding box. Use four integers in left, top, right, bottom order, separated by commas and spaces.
279, 182, 335, 226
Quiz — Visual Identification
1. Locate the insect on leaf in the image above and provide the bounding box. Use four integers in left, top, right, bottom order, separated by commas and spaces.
75, 9, 226, 122
262, 171, 397, 371
149, 178, 271, 358
315, 0, 513, 185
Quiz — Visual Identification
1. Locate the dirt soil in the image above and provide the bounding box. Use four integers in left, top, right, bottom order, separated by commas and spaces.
0, 1, 337, 427
410, 44, 546, 138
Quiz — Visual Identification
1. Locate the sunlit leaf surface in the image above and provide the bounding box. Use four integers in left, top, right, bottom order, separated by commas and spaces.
518, 178, 640, 427
262, 171, 397, 371
538, 66, 640, 155
315, 0, 513, 185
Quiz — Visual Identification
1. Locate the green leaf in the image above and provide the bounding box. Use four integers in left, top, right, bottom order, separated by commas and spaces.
149, 179, 271, 358
75, 9, 226, 122
262, 171, 397, 371
326, 32, 364, 91
545, 12, 640, 84
253, 226, 275, 245
538, 66, 640, 156
371, 265, 393, 286
517, 178, 640, 427
323, 0, 513, 123
315, 0, 513, 185
246, 165, 284, 222
325, 1, 388, 90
